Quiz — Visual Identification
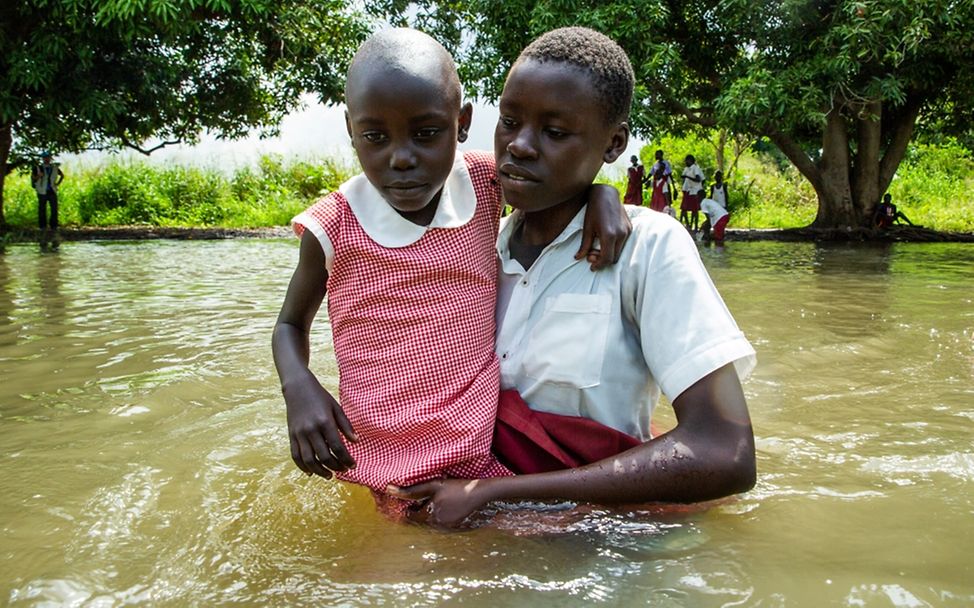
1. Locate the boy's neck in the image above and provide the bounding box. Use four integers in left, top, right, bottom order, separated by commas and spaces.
518, 194, 587, 248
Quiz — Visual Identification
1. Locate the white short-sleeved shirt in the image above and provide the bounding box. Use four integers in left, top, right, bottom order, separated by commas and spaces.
494, 205, 755, 441
682, 163, 705, 194
711, 183, 727, 207
651, 160, 672, 177
701, 198, 729, 223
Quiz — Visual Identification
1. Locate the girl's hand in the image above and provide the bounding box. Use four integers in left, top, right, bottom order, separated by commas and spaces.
283, 371, 358, 478
579, 184, 631, 269
388, 479, 491, 528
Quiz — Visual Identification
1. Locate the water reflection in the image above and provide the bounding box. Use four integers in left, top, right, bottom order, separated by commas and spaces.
807, 242, 893, 338
0, 252, 12, 330
37, 249, 66, 330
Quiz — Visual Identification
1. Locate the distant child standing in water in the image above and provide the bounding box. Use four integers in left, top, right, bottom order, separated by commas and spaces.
649, 165, 672, 212
271, 28, 628, 518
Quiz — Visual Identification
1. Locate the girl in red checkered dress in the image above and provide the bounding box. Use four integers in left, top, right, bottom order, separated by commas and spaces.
272, 28, 628, 518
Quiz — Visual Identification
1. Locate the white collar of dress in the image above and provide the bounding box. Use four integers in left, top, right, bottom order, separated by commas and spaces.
339, 150, 476, 248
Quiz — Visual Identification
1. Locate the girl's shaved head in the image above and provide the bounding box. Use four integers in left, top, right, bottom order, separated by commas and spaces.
346, 28, 461, 108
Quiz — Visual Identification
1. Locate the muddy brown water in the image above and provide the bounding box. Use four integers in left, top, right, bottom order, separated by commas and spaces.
1, 239, 972, 606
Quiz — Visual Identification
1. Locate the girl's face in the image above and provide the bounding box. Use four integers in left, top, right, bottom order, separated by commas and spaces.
494, 58, 627, 214
345, 68, 471, 224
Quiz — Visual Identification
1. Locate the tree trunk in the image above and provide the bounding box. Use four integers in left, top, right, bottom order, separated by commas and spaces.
714, 129, 727, 174
852, 100, 882, 225
770, 100, 922, 231
812, 108, 860, 228
0, 121, 11, 230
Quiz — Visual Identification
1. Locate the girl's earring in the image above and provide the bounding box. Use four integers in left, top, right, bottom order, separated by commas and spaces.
458, 128, 468, 143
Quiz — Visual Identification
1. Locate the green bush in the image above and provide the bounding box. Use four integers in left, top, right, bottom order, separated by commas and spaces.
2, 155, 355, 229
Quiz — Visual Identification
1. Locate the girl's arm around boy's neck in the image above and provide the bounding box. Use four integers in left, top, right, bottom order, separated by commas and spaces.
577, 183, 632, 268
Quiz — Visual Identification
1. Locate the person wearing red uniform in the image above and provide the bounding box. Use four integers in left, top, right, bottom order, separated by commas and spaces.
623, 155, 647, 205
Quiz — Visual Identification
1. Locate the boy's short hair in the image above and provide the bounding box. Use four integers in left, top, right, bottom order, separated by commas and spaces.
517, 27, 634, 125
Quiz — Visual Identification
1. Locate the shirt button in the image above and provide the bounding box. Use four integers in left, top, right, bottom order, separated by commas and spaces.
501, 352, 509, 360
521, 279, 528, 286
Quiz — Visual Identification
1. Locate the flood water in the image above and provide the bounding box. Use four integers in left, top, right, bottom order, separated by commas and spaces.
1, 239, 971, 607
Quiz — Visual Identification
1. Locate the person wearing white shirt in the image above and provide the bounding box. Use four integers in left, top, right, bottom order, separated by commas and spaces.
700, 197, 731, 244
710, 170, 728, 209
390, 26, 756, 527
680, 154, 705, 232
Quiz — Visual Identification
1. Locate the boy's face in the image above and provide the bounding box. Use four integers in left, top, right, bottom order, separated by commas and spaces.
345, 67, 471, 219
495, 59, 627, 214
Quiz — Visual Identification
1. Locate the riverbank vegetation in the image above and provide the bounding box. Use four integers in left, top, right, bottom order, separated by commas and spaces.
2, 155, 353, 229
615, 136, 974, 233
2, 137, 972, 234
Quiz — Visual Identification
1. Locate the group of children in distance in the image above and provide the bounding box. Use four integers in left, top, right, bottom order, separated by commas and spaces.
272, 26, 757, 527
625, 151, 732, 244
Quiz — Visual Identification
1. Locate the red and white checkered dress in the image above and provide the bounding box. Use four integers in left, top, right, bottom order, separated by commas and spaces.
293, 151, 512, 503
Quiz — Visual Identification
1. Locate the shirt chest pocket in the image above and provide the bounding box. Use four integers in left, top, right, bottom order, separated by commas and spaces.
522, 293, 612, 389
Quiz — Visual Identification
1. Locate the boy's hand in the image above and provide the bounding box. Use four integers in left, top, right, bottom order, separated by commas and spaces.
578, 184, 631, 270
388, 478, 489, 528
283, 372, 358, 478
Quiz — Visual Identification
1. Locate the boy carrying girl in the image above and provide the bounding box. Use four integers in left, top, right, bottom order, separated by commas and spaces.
271, 28, 629, 517
391, 27, 756, 526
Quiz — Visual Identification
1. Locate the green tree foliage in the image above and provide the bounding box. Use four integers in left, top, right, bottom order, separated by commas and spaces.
393, 0, 974, 230
0, 0, 370, 228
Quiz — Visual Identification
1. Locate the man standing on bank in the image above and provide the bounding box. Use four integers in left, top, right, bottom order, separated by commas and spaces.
32, 151, 64, 243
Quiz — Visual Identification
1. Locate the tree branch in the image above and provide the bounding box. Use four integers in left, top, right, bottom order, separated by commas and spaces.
768, 130, 823, 194
660, 94, 717, 128
878, 98, 922, 194
120, 135, 184, 156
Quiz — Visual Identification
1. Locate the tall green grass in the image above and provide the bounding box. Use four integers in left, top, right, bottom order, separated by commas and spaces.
2, 155, 355, 229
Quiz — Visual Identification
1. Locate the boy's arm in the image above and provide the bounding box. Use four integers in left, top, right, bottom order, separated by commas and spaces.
391, 363, 755, 527
56, 167, 64, 184
272, 231, 358, 478
577, 183, 631, 269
